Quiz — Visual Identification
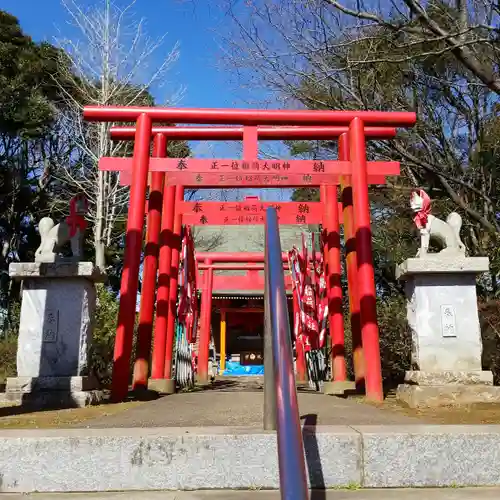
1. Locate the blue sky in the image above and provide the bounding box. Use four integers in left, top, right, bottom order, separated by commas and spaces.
3, 1, 236, 108
3, 0, 290, 201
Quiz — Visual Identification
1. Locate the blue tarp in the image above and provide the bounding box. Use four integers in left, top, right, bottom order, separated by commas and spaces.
223, 360, 264, 376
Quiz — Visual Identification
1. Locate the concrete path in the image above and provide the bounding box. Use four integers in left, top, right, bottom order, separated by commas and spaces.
1, 489, 498, 499
79, 390, 419, 428
75, 376, 419, 428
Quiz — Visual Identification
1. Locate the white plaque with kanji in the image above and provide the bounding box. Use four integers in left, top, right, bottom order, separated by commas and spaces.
43, 308, 59, 343
440, 305, 457, 338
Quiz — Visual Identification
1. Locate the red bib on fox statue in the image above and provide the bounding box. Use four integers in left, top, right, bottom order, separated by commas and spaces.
66, 193, 89, 237
411, 189, 431, 230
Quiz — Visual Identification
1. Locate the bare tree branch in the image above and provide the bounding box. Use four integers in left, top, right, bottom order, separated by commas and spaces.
52, 0, 182, 270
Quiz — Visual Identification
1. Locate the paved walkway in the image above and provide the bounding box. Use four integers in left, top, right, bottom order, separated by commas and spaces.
79, 377, 420, 428
1, 488, 498, 499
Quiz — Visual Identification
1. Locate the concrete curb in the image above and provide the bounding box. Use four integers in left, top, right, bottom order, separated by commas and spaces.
0, 425, 499, 492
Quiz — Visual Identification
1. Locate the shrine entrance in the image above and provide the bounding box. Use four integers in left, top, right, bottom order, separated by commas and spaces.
85, 105, 416, 402
215, 304, 266, 376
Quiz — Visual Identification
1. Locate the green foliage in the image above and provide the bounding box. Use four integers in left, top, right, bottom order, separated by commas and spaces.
0, 300, 20, 383
479, 301, 500, 384
0, 336, 17, 384
291, 187, 320, 202
341, 293, 411, 387
0, 11, 71, 332
0, 11, 68, 137
90, 284, 120, 386
377, 295, 412, 386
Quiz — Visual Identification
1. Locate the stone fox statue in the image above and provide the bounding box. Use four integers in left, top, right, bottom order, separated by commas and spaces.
35, 194, 89, 263
410, 189, 466, 257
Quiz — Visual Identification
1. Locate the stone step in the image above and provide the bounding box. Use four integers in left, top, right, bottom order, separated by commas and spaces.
1, 488, 499, 499
0, 425, 500, 493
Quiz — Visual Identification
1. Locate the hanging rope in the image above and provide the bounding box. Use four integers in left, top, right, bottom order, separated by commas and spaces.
174, 321, 194, 389
174, 225, 198, 390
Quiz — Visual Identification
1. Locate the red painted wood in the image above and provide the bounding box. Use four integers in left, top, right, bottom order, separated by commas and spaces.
110, 125, 398, 141
199, 264, 293, 271
108, 158, 397, 187
349, 118, 383, 402
119, 170, 389, 188
198, 265, 214, 383
132, 133, 166, 390
101, 157, 399, 176
324, 184, 346, 382
177, 200, 330, 225
83, 105, 416, 405
221, 308, 265, 314
212, 274, 293, 291
196, 252, 321, 262
111, 113, 152, 403
243, 126, 258, 160
84, 105, 417, 127
164, 187, 184, 380
339, 135, 365, 389
151, 184, 176, 380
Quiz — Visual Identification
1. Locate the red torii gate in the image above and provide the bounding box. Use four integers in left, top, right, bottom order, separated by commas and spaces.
109, 126, 398, 390
179, 200, 325, 226
107, 123, 402, 398
117, 134, 389, 391
196, 259, 298, 378
109, 125, 397, 393
181, 189, 387, 386
185, 202, 321, 384
84, 106, 416, 402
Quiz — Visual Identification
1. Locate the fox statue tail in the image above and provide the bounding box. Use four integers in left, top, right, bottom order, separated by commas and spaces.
38, 217, 55, 239
446, 212, 465, 252
35, 217, 56, 259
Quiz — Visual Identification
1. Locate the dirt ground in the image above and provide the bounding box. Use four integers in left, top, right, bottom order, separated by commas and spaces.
361, 395, 500, 425
0, 400, 145, 429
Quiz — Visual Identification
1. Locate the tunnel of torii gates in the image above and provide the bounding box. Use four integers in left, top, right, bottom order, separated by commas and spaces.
84, 105, 416, 402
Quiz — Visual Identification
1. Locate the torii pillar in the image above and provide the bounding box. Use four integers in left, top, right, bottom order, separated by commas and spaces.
132, 133, 166, 391
339, 133, 365, 390
349, 120, 383, 401
111, 113, 152, 403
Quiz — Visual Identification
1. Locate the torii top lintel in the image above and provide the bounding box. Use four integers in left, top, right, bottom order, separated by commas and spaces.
83, 105, 417, 128
109, 125, 397, 141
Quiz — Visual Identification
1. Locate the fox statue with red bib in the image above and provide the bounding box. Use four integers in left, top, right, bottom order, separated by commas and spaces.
35, 193, 88, 263
410, 189, 465, 258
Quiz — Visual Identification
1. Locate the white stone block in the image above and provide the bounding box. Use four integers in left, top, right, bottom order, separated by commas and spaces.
395, 257, 498, 407
396, 257, 488, 373
406, 273, 483, 371
16, 277, 96, 377
396, 256, 489, 279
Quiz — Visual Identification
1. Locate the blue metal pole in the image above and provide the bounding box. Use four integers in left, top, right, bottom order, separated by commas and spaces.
265, 207, 309, 500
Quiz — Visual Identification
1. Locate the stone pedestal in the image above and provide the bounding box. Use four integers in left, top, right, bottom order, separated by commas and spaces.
395, 256, 500, 408
148, 378, 175, 394
323, 381, 356, 396
6, 262, 105, 407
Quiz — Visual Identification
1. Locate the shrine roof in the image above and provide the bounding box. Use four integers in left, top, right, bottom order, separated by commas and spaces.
193, 223, 315, 255
193, 223, 315, 296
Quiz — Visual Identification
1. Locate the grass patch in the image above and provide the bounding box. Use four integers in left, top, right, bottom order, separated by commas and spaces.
0, 400, 145, 429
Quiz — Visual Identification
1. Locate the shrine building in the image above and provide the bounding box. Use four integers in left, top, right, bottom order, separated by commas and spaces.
194, 220, 315, 376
